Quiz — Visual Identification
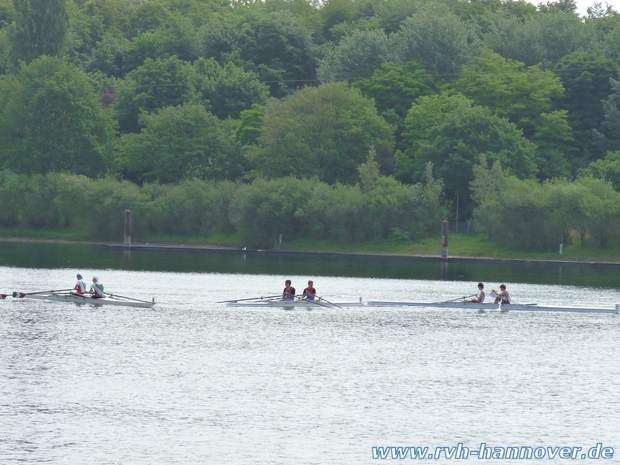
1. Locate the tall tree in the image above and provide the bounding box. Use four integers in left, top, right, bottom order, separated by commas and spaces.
193, 57, 269, 120
247, 82, 395, 185
593, 78, 620, 155
389, 2, 481, 76
8, 0, 69, 67
0, 56, 117, 176
112, 56, 203, 133
482, 10, 597, 67
353, 61, 437, 151
114, 103, 243, 184
452, 49, 574, 178
399, 92, 537, 215
317, 28, 389, 82
554, 50, 619, 163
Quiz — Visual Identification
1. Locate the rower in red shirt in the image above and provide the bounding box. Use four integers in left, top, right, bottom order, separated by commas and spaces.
303, 280, 317, 301
282, 280, 296, 301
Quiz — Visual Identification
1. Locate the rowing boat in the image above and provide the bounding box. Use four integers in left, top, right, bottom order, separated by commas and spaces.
226, 298, 365, 308
366, 301, 620, 314
12, 291, 155, 308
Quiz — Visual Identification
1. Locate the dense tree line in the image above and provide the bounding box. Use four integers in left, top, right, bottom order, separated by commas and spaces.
0, 163, 446, 248
1, 0, 620, 250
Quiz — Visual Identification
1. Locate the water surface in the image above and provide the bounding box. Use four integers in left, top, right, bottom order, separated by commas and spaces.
0, 245, 619, 464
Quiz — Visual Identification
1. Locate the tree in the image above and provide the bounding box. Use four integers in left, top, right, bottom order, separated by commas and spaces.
192, 9, 319, 97
317, 28, 389, 82
8, 0, 69, 67
0, 56, 117, 177
572, 175, 620, 247
193, 57, 269, 120
399, 92, 537, 215
554, 50, 619, 163
452, 49, 574, 178
482, 10, 597, 67
352, 61, 437, 150
592, 78, 620, 155
112, 56, 203, 133
114, 103, 243, 184
247, 82, 395, 185
389, 3, 481, 76
580, 150, 620, 191
236, 104, 266, 146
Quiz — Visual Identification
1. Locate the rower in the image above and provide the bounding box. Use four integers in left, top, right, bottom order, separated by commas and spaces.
303, 280, 317, 301
90, 276, 105, 299
74, 273, 86, 294
492, 284, 511, 304
282, 280, 296, 301
467, 283, 485, 303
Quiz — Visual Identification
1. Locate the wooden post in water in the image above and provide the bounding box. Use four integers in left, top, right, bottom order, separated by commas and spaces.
441, 220, 448, 260
124, 210, 132, 248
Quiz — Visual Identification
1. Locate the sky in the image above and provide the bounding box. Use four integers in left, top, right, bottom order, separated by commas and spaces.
575, 0, 620, 15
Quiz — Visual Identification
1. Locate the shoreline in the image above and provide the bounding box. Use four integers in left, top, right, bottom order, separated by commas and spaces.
3, 237, 617, 268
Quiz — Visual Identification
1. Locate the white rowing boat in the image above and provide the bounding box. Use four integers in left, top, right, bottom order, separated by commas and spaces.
226, 298, 365, 308
12, 291, 156, 308
366, 301, 620, 314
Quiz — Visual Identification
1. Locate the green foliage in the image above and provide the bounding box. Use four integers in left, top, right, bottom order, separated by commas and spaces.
580, 151, 620, 191
593, 78, 620, 155
472, 160, 620, 251
193, 57, 269, 120
452, 49, 574, 177
389, 3, 481, 76
554, 50, 619, 163
88, 177, 150, 240
247, 82, 395, 184
317, 28, 389, 82
482, 10, 597, 67
0, 56, 117, 177
8, 0, 69, 67
236, 104, 266, 146
353, 62, 436, 121
352, 61, 437, 150
399, 92, 537, 214
0, 169, 25, 226
145, 179, 237, 236
112, 56, 203, 133
452, 50, 567, 139
214, 9, 319, 97
114, 103, 243, 184
229, 177, 315, 248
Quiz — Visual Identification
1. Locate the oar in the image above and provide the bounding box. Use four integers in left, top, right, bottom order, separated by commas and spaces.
317, 296, 341, 308
13, 289, 74, 298
301, 298, 332, 309
432, 294, 476, 305
106, 293, 154, 304
218, 295, 282, 303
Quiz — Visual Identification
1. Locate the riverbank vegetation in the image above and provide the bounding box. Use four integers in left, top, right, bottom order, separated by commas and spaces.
1, 0, 620, 257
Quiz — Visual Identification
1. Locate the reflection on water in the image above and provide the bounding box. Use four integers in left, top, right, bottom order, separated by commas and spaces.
1, 240, 619, 289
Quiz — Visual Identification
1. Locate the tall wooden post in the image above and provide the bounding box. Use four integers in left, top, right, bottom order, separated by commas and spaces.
441, 220, 448, 260
124, 210, 132, 248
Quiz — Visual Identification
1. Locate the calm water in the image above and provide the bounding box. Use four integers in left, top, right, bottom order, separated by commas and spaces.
1, 243, 619, 464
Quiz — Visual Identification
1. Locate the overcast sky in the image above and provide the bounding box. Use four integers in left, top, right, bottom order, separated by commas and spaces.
574, 0, 620, 15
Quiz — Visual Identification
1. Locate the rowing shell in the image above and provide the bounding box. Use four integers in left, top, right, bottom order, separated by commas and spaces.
367, 301, 620, 314
13, 291, 155, 308
226, 299, 365, 308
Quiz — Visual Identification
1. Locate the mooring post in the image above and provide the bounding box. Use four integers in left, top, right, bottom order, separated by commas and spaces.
441, 220, 448, 260
124, 210, 132, 248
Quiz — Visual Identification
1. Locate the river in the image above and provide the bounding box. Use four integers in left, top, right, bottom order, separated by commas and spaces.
0, 242, 618, 464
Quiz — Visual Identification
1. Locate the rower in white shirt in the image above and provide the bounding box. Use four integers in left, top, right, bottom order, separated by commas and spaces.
89, 276, 105, 298
74, 273, 86, 294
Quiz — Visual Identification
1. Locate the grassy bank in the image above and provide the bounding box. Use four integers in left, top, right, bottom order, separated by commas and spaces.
2, 227, 620, 263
